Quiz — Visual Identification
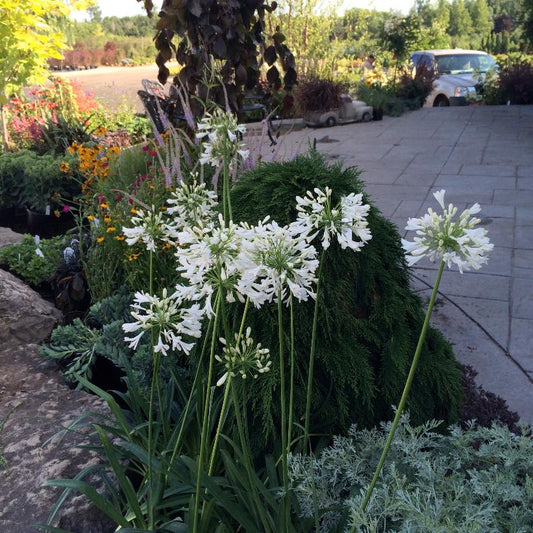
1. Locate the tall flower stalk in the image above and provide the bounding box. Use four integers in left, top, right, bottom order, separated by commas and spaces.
291, 186, 372, 446
357, 190, 493, 519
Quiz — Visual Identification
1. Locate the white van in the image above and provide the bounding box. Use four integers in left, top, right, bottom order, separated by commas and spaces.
410, 49, 497, 107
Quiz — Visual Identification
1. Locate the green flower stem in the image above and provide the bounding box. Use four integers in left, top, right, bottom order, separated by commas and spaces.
288, 295, 295, 452
208, 376, 231, 475
192, 293, 222, 533
358, 260, 446, 517
147, 249, 156, 529
303, 250, 326, 448
277, 292, 289, 529
230, 384, 272, 532
207, 296, 250, 475
222, 161, 232, 222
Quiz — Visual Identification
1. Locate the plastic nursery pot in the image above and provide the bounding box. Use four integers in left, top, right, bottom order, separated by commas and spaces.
25, 208, 75, 239
0, 206, 27, 232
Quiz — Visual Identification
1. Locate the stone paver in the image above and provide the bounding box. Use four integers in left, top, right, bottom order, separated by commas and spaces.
272, 105, 533, 424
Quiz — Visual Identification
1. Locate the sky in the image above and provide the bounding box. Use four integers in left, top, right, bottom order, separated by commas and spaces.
93, 0, 413, 19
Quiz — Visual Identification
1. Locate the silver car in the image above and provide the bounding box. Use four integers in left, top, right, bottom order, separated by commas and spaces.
410, 49, 497, 107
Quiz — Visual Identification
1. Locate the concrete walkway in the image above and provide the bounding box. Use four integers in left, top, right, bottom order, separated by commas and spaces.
271, 105, 533, 425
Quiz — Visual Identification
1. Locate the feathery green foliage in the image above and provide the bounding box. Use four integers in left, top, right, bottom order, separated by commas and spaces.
230, 150, 463, 448
289, 416, 533, 532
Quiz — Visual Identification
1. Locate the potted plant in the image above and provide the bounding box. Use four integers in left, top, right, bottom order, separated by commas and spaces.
295, 77, 347, 124
0, 151, 32, 228
356, 68, 393, 120
6, 150, 78, 236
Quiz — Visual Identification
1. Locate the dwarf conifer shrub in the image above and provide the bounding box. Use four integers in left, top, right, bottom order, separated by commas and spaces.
230, 150, 463, 448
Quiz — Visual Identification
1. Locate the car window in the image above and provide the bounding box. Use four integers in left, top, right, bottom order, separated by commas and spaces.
435, 54, 496, 74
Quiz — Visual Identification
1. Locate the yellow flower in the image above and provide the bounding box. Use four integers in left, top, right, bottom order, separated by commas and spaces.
106, 226, 116, 233
107, 146, 120, 156
97, 236, 105, 243
104, 215, 111, 223
87, 214, 95, 221
128, 252, 141, 261
60, 161, 70, 173
115, 235, 125, 241
130, 207, 138, 215
100, 202, 109, 209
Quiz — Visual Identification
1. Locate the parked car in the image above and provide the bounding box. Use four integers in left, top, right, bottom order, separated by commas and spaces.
410, 49, 497, 107
304, 95, 373, 127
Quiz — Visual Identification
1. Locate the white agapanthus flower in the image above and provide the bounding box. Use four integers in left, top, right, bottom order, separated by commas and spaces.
175, 214, 245, 316
401, 189, 493, 273
122, 206, 175, 252
166, 179, 218, 231
236, 218, 319, 307
292, 187, 372, 251
196, 108, 249, 167
215, 327, 272, 387
122, 288, 204, 356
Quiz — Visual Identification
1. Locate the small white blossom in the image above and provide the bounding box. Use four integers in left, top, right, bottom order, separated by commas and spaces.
196, 108, 249, 168
236, 219, 319, 307
292, 187, 372, 251
122, 288, 204, 356
215, 327, 272, 386
401, 189, 493, 273
122, 206, 175, 252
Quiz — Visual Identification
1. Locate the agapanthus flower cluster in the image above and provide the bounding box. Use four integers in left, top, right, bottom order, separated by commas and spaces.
293, 187, 372, 251
236, 219, 319, 307
122, 289, 204, 356
401, 189, 493, 273
196, 108, 249, 167
166, 179, 218, 231
122, 206, 175, 252
215, 327, 272, 386
175, 215, 245, 316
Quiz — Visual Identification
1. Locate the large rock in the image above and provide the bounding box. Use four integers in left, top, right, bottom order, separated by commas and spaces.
0, 226, 23, 248
0, 246, 114, 532
0, 344, 114, 533
0, 269, 61, 345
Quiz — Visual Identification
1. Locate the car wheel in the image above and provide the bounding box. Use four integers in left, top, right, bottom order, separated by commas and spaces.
433, 96, 450, 107
362, 112, 372, 122
325, 116, 337, 127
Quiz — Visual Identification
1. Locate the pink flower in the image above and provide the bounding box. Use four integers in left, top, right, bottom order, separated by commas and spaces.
62, 205, 71, 213
142, 145, 149, 152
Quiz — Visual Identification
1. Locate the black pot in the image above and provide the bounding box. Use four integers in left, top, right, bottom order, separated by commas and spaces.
372, 108, 384, 121
0, 206, 15, 227
26, 208, 75, 238
0, 206, 27, 232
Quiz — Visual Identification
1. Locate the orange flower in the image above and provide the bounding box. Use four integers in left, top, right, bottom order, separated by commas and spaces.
99, 202, 109, 209
106, 226, 116, 233
97, 236, 105, 243
128, 252, 141, 261
87, 214, 95, 221
115, 235, 125, 241
104, 215, 111, 223
60, 161, 70, 173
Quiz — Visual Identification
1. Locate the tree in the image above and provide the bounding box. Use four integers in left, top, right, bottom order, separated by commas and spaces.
0, 0, 92, 151
469, 0, 493, 35
521, 0, 533, 46
448, 0, 474, 38
152, 0, 296, 116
